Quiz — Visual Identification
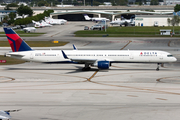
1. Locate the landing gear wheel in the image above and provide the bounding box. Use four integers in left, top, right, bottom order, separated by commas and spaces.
82, 67, 91, 71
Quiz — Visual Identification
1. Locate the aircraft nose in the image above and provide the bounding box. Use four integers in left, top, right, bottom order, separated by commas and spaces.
173, 57, 177, 62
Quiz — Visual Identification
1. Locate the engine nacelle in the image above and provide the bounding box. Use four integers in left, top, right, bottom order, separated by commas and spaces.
97, 61, 110, 69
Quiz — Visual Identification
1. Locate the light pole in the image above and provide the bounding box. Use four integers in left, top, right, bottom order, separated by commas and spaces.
105, 19, 106, 32
102, 19, 106, 32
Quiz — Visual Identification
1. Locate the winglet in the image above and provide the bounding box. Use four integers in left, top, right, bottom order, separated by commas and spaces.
61, 50, 68, 59
73, 44, 78, 50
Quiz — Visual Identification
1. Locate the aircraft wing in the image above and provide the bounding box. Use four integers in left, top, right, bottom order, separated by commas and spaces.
61, 50, 97, 63
0, 111, 11, 119
70, 58, 97, 63
61, 50, 113, 64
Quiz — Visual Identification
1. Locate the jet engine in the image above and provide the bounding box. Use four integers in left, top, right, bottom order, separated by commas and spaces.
93, 61, 110, 69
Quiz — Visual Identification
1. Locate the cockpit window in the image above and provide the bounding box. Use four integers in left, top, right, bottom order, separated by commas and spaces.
167, 55, 173, 57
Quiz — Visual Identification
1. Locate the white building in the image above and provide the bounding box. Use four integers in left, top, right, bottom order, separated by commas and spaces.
135, 15, 173, 26
0, 10, 16, 22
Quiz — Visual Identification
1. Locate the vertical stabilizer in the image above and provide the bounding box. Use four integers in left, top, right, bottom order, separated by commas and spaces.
4, 27, 32, 52
84, 14, 91, 20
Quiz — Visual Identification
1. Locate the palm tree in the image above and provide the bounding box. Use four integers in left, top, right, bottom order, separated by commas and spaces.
167, 18, 171, 26
167, 16, 180, 34
171, 15, 180, 26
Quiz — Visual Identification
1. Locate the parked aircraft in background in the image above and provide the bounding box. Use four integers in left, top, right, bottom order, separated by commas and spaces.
44, 17, 67, 25
84, 14, 110, 22
23, 27, 36, 33
0, 109, 21, 120
32, 20, 53, 27
40, 20, 52, 27
32, 20, 45, 28
4, 27, 177, 71
14, 15, 28, 20
110, 18, 135, 26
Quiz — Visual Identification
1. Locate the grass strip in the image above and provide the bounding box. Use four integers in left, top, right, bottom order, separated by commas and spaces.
0, 55, 25, 65
74, 26, 180, 37
75, 34, 180, 37
0, 30, 45, 37
0, 31, 45, 34
0, 41, 68, 47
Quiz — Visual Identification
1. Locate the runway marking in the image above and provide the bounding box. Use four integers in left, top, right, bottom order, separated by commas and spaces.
83, 42, 92, 46
156, 76, 180, 83
127, 95, 138, 97
156, 98, 167, 101
2, 68, 180, 96
89, 75, 180, 96
87, 70, 99, 81
89, 93, 106, 95
168, 40, 172, 47
51, 32, 61, 37
0, 76, 15, 83
120, 40, 132, 50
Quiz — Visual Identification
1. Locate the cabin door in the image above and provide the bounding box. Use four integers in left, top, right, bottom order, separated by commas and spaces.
130, 53, 134, 59
160, 54, 163, 60
30, 53, 34, 59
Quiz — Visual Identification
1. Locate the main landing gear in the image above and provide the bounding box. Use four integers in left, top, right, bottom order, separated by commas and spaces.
82, 63, 91, 71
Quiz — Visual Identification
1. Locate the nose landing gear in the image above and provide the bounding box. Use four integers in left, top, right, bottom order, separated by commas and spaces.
156, 63, 162, 71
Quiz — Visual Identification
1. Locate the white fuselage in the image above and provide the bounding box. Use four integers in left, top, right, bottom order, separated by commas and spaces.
45, 17, 67, 25
91, 18, 110, 21
7, 50, 177, 64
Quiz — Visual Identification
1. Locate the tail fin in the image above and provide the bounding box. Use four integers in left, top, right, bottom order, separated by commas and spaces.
32, 20, 36, 23
4, 27, 32, 52
84, 14, 91, 20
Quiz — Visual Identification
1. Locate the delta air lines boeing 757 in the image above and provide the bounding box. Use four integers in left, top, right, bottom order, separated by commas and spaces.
4, 27, 177, 71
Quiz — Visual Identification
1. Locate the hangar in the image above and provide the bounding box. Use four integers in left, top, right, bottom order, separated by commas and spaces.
50, 10, 173, 26
50, 10, 114, 21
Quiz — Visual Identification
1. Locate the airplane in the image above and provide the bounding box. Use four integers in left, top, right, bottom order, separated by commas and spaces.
110, 18, 135, 26
32, 20, 52, 27
44, 17, 67, 25
0, 109, 21, 120
14, 15, 28, 20
32, 20, 45, 28
23, 27, 36, 33
4, 27, 177, 71
40, 20, 52, 27
84, 14, 110, 22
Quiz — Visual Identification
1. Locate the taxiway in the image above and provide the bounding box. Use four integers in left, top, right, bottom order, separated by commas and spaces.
0, 22, 180, 120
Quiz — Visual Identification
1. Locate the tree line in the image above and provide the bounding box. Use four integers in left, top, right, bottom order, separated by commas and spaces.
2, 4, 54, 26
